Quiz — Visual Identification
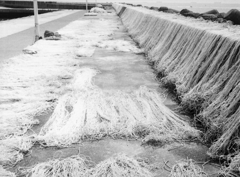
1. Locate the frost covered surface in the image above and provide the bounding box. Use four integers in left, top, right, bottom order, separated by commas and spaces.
0, 11, 153, 165
0, 9, 200, 175
113, 4, 240, 159
96, 40, 143, 53
115, 5, 240, 40
0, 136, 34, 165
38, 68, 198, 147
0, 17, 120, 165
90, 7, 107, 13
86, 154, 153, 177
170, 159, 207, 177
23, 153, 153, 177
0, 17, 124, 139
24, 154, 91, 177
0, 165, 16, 177
220, 153, 240, 176
0, 10, 78, 38
0, 40, 78, 139
76, 47, 95, 57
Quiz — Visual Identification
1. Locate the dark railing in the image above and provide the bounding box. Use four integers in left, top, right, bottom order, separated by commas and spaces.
0, 1, 111, 10
0, 9, 56, 20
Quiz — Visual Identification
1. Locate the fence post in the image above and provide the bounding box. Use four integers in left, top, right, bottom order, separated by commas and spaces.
86, 0, 88, 12
33, 0, 40, 42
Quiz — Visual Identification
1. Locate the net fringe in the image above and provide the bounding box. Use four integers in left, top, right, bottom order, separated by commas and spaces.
95, 40, 144, 53
113, 4, 240, 157
86, 153, 153, 177
220, 153, 240, 176
0, 136, 34, 165
37, 68, 199, 147
170, 159, 207, 177
90, 7, 107, 13
0, 16, 134, 164
22, 155, 91, 177
23, 153, 153, 177
0, 165, 16, 177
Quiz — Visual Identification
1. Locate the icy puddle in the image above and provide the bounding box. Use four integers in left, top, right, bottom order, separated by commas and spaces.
14, 139, 217, 176
2, 10, 219, 177
79, 49, 159, 92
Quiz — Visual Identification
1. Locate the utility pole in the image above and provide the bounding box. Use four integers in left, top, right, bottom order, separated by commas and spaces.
33, 0, 40, 42
86, 0, 88, 12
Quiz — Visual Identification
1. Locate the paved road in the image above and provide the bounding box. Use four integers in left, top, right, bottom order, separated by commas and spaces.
0, 10, 85, 61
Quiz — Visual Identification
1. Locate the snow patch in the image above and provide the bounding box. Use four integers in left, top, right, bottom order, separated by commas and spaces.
96, 40, 143, 53
90, 7, 107, 13
76, 47, 95, 57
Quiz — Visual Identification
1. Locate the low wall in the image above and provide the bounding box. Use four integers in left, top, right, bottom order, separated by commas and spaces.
113, 4, 240, 158
0, 1, 112, 10
0, 9, 55, 20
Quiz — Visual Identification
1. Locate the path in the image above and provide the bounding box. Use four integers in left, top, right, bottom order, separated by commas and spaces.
0, 10, 85, 61
0, 9, 218, 176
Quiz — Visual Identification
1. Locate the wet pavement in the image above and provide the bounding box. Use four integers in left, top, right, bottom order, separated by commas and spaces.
0, 10, 85, 61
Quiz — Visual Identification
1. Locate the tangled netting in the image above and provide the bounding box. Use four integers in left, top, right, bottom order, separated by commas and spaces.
170, 159, 207, 177
113, 4, 240, 160
22, 155, 92, 177
0, 136, 34, 165
86, 154, 152, 177
0, 10, 141, 142
0, 165, 16, 177
37, 68, 198, 147
0, 12, 146, 165
90, 7, 107, 13
23, 153, 153, 177
95, 40, 143, 53
219, 153, 240, 177
0, 39, 78, 166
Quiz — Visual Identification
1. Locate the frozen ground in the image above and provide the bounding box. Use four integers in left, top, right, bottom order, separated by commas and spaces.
0, 8, 219, 177
0, 10, 80, 38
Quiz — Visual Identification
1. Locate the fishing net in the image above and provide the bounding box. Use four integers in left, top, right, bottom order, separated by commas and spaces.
23, 155, 92, 177
59, 19, 142, 56
228, 154, 240, 174
76, 47, 95, 57
23, 45, 38, 54
0, 43, 76, 139
0, 12, 125, 166
96, 39, 143, 53
170, 159, 207, 177
113, 4, 240, 159
86, 153, 153, 177
0, 48, 72, 167
0, 165, 16, 177
59, 19, 115, 42
23, 153, 153, 177
90, 7, 107, 13
219, 153, 240, 177
0, 136, 34, 165
38, 67, 198, 147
